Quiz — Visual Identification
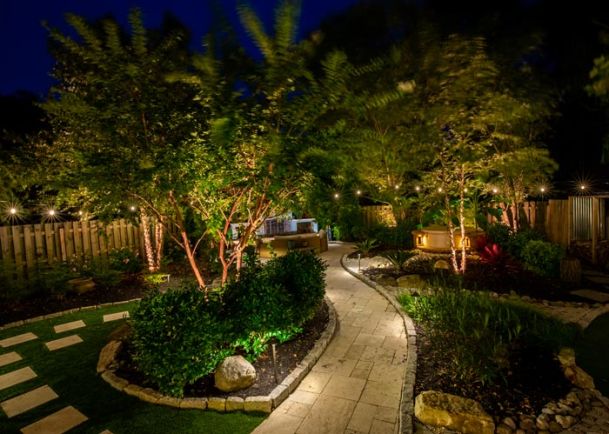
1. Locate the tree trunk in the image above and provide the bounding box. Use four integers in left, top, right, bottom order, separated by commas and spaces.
458, 168, 467, 274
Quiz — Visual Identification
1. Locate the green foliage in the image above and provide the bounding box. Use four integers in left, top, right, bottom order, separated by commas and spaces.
485, 222, 512, 247
521, 240, 564, 277
368, 221, 414, 250
400, 289, 576, 384
131, 287, 233, 397
109, 247, 143, 274
380, 250, 417, 272
354, 238, 379, 256
506, 228, 544, 259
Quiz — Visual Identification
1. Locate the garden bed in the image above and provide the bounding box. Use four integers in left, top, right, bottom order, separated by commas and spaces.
0, 276, 145, 326
115, 301, 330, 399
414, 323, 572, 420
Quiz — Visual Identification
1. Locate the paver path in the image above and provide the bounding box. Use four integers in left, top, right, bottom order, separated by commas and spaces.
253, 243, 407, 434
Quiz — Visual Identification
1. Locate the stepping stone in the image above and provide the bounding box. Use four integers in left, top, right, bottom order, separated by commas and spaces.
571, 289, 609, 303
0, 367, 37, 391
585, 276, 609, 285
1, 385, 58, 418
0, 352, 22, 368
54, 320, 86, 334
20, 405, 88, 434
100, 430, 113, 434
103, 311, 129, 323
0, 332, 37, 348
45, 335, 83, 351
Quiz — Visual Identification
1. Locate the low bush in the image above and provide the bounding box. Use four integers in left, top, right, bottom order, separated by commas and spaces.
521, 240, 564, 277
400, 289, 577, 385
506, 228, 545, 259
131, 250, 327, 394
131, 287, 233, 397
109, 247, 143, 274
354, 238, 380, 257
380, 250, 417, 272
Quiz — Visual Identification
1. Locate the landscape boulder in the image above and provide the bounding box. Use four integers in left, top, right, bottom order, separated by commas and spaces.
414, 391, 495, 434
214, 355, 257, 392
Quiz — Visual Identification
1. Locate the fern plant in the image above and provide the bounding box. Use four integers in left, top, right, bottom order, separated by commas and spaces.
354, 238, 379, 257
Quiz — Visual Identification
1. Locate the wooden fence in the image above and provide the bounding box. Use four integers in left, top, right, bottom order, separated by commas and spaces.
0, 219, 144, 279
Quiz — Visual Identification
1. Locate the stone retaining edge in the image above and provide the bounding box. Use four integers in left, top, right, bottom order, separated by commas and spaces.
340, 254, 417, 434
0, 298, 142, 331
98, 295, 338, 414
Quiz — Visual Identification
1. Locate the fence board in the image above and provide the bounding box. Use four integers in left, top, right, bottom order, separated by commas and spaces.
44, 223, 55, 265
23, 225, 35, 272
72, 222, 82, 259
34, 224, 44, 260
11, 225, 23, 276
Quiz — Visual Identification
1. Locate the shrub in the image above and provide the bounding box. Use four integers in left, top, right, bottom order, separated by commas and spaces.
521, 240, 564, 277
369, 220, 415, 250
223, 251, 326, 359
131, 287, 233, 397
506, 228, 544, 259
109, 247, 143, 274
400, 289, 576, 385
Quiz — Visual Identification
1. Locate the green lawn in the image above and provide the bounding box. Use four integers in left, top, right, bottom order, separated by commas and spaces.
577, 312, 609, 397
0, 303, 265, 433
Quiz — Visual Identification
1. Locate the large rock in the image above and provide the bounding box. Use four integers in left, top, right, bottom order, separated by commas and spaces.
557, 347, 576, 368
214, 355, 256, 392
396, 274, 426, 289
564, 366, 595, 389
375, 275, 397, 287
414, 391, 495, 434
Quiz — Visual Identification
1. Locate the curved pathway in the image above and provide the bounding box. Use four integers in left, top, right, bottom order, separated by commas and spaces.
253, 243, 407, 434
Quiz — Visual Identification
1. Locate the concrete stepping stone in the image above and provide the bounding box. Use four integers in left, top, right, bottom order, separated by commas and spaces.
45, 335, 83, 351
571, 289, 609, 303
0, 332, 37, 348
0, 352, 22, 368
53, 320, 86, 334
1, 385, 58, 418
585, 276, 609, 285
103, 311, 129, 323
20, 405, 88, 434
0, 367, 37, 391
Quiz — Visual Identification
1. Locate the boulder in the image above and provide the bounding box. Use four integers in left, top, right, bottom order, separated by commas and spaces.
557, 347, 576, 368
414, 391, 495, 434
433, 259, 450, 270
396, 274, 426, 289
375, 275, 397, 287
214, 355, 256, 392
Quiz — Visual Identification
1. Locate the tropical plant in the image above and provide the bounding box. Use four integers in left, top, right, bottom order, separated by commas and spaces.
380, 249, 417, 272
354, 238, 380, 256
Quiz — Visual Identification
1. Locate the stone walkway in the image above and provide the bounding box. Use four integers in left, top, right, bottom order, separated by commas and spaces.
0, 313, 125, 433
253, 243, 407, 434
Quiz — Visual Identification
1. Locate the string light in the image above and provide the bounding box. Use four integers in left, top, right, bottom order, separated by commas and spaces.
333, 193, 339, 199
580, 185, 586, 191
394, 185, 400, 190
78, 210, 83, 216
464, 188, 468, 193
540, 187, 546, 193
492, 188, 498, 194
130, 206, 136, 211
415, 186, 420, 192
9, 208, 17, 215
356, 190, 361, 196
437, 187, 443, 193
48, 209, 56, 216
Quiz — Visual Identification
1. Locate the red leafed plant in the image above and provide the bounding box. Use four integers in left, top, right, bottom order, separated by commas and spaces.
480, 243, 507, 266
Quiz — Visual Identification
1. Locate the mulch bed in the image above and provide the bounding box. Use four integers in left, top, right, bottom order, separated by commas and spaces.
0, 275, 146, 326
115, 301, 329, 399
414, 323, 572, 421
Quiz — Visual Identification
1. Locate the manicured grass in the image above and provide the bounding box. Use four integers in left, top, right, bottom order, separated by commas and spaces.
577, 312, 609, 397
0, 303, 265, 433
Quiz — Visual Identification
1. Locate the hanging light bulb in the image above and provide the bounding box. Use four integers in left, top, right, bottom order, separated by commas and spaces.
9, 208, 17, 215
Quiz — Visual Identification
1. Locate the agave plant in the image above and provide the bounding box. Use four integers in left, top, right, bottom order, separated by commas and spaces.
354, 238, 380, 257
380, 250, 417, 272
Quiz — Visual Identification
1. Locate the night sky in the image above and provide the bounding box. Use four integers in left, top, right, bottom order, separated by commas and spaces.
0, 0, 361, 96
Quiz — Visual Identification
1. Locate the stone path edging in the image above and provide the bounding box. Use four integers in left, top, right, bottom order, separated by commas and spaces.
98, 295, 338, 414
340, 254, 417, 434
0, 298, 141, 331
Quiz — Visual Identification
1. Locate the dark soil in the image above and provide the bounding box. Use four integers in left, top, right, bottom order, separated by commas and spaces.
115, 301, 329, 398
363, 254, 586, 302
0, 275, 147, 326
414, 323, 572, 420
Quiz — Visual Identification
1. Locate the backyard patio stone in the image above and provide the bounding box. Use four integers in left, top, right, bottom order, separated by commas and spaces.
1, 385, 58, 418
0, 351, 22, 368
53, 320, 86, 334
320, 375, 366, 400
0, 332, 37, 348
20, 405, 88, 434
45, 334, 83, 351
0, 367, 37, 391
102, 311, 130, 322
